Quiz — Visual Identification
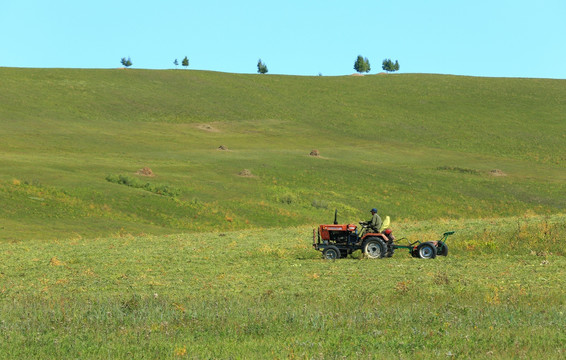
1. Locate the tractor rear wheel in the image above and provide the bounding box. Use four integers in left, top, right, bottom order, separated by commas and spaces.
417, 242, 437, 259
362, 238, 386, 259
322, 246, 340, 260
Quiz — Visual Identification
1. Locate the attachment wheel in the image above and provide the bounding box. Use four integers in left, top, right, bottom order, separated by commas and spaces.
417, 242, 437, 259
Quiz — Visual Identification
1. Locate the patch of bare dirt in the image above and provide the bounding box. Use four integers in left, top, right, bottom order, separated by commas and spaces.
218, 145, 229, 151
238, 169, 253, 177
136, 167, 155, 177
196, 123, 220, 132
490, 169, 507, 177
49, 257, 64, 266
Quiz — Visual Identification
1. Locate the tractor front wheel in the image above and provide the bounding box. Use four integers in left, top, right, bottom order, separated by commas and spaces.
322, 246, 340, 260
362, 238, 386, 259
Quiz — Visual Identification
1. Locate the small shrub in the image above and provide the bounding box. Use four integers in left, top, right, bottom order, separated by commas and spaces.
437, 166, 479, 175
106, 174, 179, 197
277, 193, 298, 205
121, 294, 142, 312
311, 199, 328, 209
395, 280, 412, 293
119, 174, 139, 187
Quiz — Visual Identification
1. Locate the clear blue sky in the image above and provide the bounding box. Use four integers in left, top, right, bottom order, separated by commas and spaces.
1, 0, 565, 78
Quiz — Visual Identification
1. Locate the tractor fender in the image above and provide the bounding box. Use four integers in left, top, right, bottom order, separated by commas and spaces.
361, 233, 388, 242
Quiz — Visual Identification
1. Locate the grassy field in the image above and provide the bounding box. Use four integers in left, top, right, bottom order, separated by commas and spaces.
1, 214, 566, 359
1, 68, 565, 358
0, 68, 565, 241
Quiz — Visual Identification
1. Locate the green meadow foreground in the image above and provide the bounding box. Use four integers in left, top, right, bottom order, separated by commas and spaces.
1, 215, 565, 359
0, 68, 565, 358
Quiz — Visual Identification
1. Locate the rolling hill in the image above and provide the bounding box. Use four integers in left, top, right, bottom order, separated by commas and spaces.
0, 68, 564, 241
1, 67, 566, 359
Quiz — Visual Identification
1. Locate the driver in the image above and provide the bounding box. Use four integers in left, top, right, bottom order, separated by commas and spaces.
366, 208, 382, 233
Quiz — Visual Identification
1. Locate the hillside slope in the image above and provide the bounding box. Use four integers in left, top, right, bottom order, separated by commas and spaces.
0, 68, 564, 240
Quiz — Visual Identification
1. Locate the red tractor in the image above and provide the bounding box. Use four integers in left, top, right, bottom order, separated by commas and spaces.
313, 210, 452, 259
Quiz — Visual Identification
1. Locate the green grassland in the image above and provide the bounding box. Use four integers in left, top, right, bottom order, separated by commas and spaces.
1, 215, 566, 359
0, 68, 564, 240
1, 68, 565, 358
